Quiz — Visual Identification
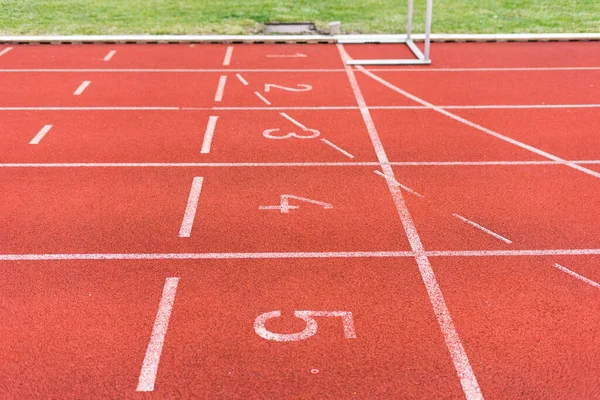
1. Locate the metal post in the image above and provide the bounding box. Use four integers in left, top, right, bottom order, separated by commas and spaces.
424, 0, 433, 61
406, 0, 414, 39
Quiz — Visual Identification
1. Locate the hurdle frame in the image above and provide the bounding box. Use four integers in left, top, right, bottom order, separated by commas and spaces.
339, 0, 433, 65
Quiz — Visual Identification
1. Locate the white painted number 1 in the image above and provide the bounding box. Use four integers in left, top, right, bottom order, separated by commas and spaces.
259, 194, 332, 213
254, 310, 357, 342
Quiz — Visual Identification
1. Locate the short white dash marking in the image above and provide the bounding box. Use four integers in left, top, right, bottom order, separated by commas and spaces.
235, 73, 248, 85
103, 50, 116, 61
201, 116, 218, 154
553, 263, 600, 289
0, 47, 13, 57
136, 277, 180, 392
29, 125, 53, 145
373, 170, 424, 198
214, 75, 227, 102
320, 138, 354, 158
279, 112, 308, 130
178, 177, 203, 238
453, 213, 512, 244
223, 46, 234, 66
73, 80, 91, 96
254, 91, 271, 105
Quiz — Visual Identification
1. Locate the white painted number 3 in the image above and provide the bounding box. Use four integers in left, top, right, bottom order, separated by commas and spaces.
259, 194, 332, 213
254, 310, 357, 342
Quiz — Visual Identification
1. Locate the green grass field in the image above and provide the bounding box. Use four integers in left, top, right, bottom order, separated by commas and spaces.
0, 0, 598, 35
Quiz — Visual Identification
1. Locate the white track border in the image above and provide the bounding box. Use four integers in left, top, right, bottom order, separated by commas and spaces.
0, 33, 599, 44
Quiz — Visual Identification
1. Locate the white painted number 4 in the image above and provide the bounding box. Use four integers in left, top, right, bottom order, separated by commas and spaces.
254, 310, 357, 342
259, 194, 332, 213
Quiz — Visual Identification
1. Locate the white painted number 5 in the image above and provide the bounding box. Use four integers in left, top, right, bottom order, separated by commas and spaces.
264, 84, 312, 93
254, 310, 357, 342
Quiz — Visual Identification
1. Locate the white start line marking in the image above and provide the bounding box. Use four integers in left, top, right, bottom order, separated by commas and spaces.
214, 75, 227, 102
453, 213, 512, 244
136, 277, 180, 392
338, 44, 483, 400
0, 47, 13, 57
29, 124, 53, 145
178, 176, 204, 238
235, 73, 249, 85
223, 46, 234, 66
103, 50, 116, 61
73, 80, 91, 96
201, 116, 219, 154
254, 311, 356, 342
553, 263, 600, 289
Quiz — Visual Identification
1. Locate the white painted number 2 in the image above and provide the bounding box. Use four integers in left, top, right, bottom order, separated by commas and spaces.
264, 83, 312, 93
254, 310, 357, 342
259, 194, 332, 213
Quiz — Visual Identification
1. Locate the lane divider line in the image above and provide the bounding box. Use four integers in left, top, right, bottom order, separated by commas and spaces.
103, 50, 116, 61
178, 176, 203, 238
254, 91, 271, 105
338, 43, 483, 400
214, 75, 227, 102
373, 170, 424, 198
29, 125, 53, 145
222, 46, 233, 66
357, 65, 600, 181
452, 213, 512, 244
136, 277, 180, 392
73, 80, 91, 96
201, 116, 219, 154
553, 263, 600, 289
320, 138, 354, 158
0, 47, 13, 57
235, 73, 248, 85
5, 248, 600, 261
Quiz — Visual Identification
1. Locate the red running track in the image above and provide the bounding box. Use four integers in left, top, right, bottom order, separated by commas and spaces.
1, 41, 600, 399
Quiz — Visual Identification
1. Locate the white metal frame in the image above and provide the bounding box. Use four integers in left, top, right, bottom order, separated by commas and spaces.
339, 0, 434, 65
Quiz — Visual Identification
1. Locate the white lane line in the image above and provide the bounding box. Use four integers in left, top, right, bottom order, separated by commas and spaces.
0, 47, 13, 57
201, 116, 218, 154
254, 91, 271, 105
29, 125, 53, 145
553, 263, 600, 289
338, 44, 483, 400
103, 50, 116, 61
6, 248, 600, 261
0, 107, 180, 110
73, 80, 91, 95
235, 73, 248, 85
4, 160, 600, 168
137, 277, 180, 392
370, 66, 600, 72
2, 66, 599, 72
452, 213, 512, 244
223, 46, 233, 66
442, 104, 600, 110
357, 66, 600, 181
214, 75, 227, 102
266, 53, 307, 58
320, 138, 354, 158
178, 177, 203, 238
373, 170, 424, 198
280, 112, 308, 130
